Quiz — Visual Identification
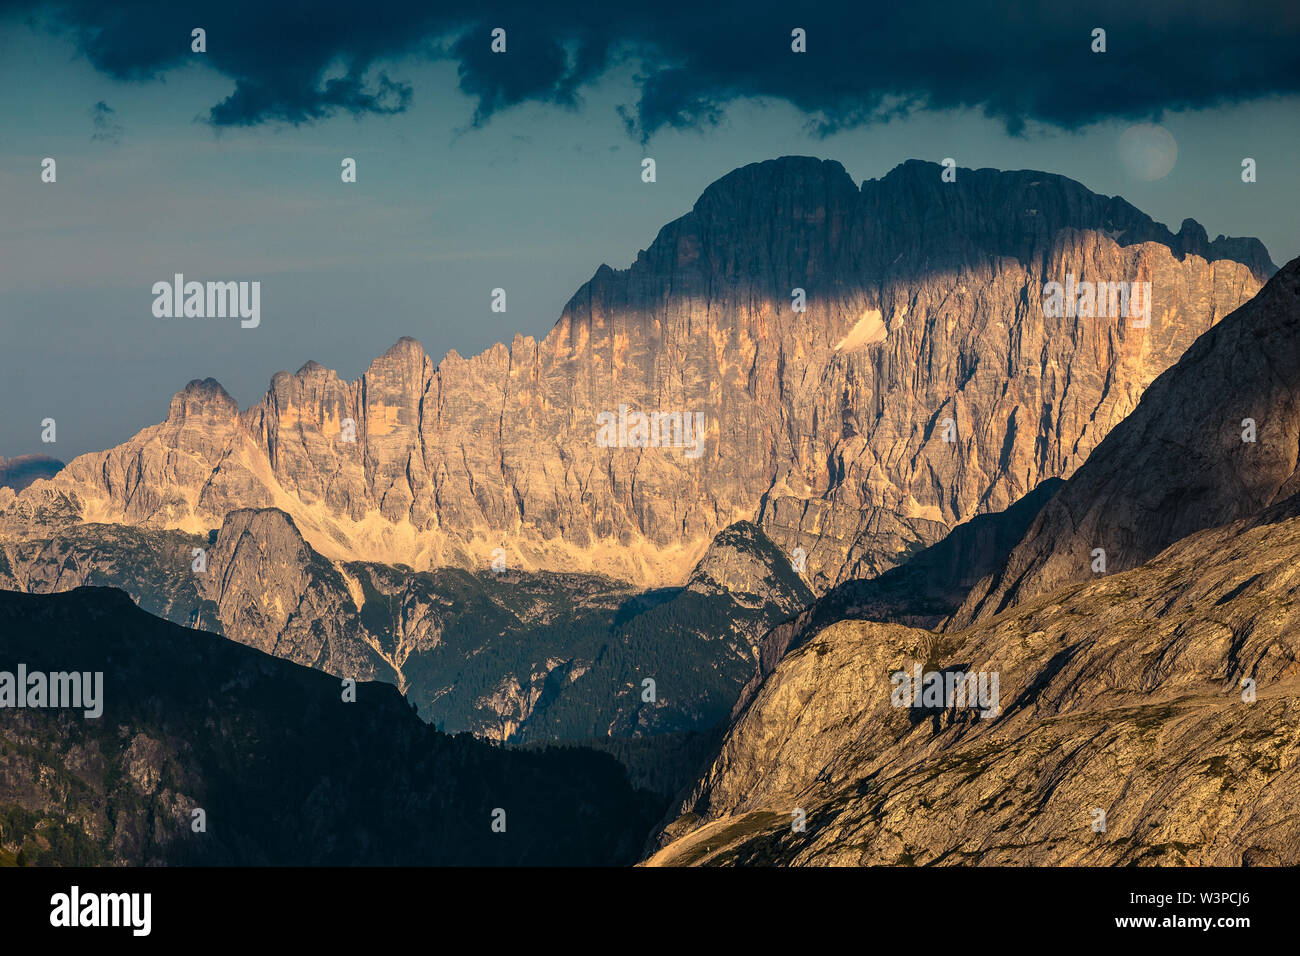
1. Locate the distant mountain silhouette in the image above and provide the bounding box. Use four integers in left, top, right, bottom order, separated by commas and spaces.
0, 454, 62, 492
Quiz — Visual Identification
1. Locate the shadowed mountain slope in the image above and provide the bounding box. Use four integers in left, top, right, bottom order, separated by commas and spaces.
0, 512, 811, 743
0, 587, 661, 866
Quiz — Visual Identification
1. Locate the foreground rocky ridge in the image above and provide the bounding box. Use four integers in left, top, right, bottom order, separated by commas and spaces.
732, 477, 1062, 721
647, 506, 1300, 865
0, 158, 1271, 593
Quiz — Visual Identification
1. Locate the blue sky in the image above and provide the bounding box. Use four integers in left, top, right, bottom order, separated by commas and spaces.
2, 5, 1298, 459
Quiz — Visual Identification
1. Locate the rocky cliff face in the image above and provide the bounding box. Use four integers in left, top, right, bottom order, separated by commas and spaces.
952, 256, 1300, 627
646, 265, 1300, 866
1, 158, 1272, 593
732, 477, 1062, 722
683, 521, 811, 610
1, 510, 810, 742
647, 505, 1300, 866
196, 508, 398, 683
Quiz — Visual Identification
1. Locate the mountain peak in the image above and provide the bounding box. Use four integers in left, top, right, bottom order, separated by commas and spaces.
864, 160, 1275, 280
572, 156, 1274, 319
688, 155, 859, 226
686, 521, 813, 610
168, 377, 238, 422
367, 336, 429, 373
695, 155, 856, 200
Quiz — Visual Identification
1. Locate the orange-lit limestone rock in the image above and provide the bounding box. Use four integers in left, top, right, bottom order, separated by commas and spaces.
955, 256, 1300, 627
2, 158, 1272, 592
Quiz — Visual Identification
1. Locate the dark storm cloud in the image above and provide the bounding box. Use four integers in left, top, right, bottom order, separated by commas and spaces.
7, 1, 1300, 135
